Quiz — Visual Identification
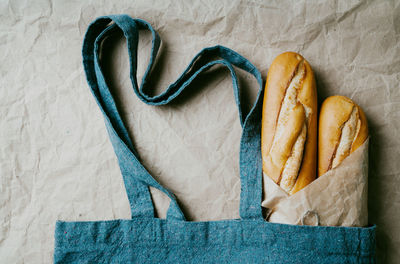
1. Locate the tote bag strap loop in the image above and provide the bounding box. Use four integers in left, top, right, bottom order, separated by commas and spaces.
82, 14, 264, 221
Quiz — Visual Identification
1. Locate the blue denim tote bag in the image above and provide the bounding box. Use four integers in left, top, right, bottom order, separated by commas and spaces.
54, 15, 376, 263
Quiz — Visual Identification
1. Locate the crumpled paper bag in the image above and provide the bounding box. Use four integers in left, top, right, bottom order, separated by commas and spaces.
262, 139, 369, 227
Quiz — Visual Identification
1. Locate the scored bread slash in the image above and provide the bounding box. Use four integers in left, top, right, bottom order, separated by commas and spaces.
261, 52, 317, 195
318, 95, 368, 177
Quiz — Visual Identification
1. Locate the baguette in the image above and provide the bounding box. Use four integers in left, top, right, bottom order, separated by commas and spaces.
318, 95, 368, 176
261, 52, 317, 195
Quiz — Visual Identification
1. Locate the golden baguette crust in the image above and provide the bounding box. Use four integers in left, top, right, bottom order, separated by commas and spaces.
261, 52, 317, 195
318, 95, 368, 177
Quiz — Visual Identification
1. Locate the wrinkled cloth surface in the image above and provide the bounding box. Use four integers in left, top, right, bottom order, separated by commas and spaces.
1, 1, 399, 263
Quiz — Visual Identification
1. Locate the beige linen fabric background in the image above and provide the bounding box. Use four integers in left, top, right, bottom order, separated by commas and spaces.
1, 0, 399, 263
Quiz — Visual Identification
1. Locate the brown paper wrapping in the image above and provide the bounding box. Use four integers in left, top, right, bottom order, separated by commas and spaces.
262, 139, 369, 227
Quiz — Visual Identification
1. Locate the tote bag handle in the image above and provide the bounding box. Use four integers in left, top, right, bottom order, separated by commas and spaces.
82, 14, 264, 221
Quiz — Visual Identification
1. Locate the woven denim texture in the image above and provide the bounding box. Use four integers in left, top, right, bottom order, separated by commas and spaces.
54, 14, 376, 263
